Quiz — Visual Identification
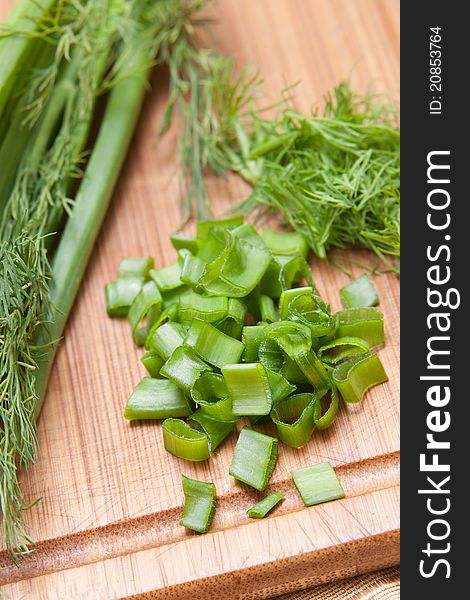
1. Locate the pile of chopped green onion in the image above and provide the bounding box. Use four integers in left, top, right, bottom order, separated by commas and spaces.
106, 217, 388, 531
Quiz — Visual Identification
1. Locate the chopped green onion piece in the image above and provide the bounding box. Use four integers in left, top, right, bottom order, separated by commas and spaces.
180, 475, 216, 533
196, 215, 244, 241
140, 351, 165, 378
190, 373, 238, 423
180, 253, 207, 290
340, 274, 379, 308
179, 293, 228, 323
265, 321, 312, 357
259, 294, 279, 323
279, 287, 313, 319
117, 257, 153, 278
336, 307, 384, 347
124, 378, 191, 421
242, 325, 267, 362
222, 363, 272, 416
160, 346, 211, 393
247, 492, 284, 518
265, 368, 297, 404
188, 410, 235, 452
170, 234, 199, 254
184, 319, 244, 368
162, 419, 210, 461
128, 280, 163, 346
271, 393, 316, 447
287, 293, 337, 338
318, 336, 370, 365
261, 229, 308, 258
278, 255, 313, 292
314, 386, 340, 430
229, 427, 279, 491
106, 257, 153, 317
215, 298, 247, 339
205, 237, 272, 298
333, 352, 388, 403
260, 255, 312, 298
190, 372, 228, 404
145, 321, 187, 358
161, 286, 190, 310
105, 277, 144, 317
149, 263, 183, 292
291, 463, 345, 506
294, 350, 330, 390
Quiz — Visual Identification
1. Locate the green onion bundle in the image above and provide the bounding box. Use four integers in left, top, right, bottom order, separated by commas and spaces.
0, 0, 215, 558
106, 217, 389, 529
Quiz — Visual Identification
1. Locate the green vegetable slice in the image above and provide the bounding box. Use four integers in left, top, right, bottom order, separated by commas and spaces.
190, 372, 237, 422
105, 277, 145, 317
160, 346, 211, 393
128, 280, 163, 346
291, 462, 345, 506
105, 257, 154, 316
215, 298, 247, 339
271, 393, 317, 447
287, 293, 337, 338
162, 419, 210, 461
261, 229, 308, 258
242, 325, 267, 362
145, 321, 187, 358
229, 427, 279, 491
265, 369, 297, 404
140, 351, 165, 378
124, 378, 191, 421
333, 352, 388, 403
318, 336, 370, 365
196, 215, 244, 241
247, 492, 284, 518
180, 475, 216, 533
188, 410, 235, 452
259, 294, 279, 323
222, 363, 272, 416
313, 386, 340, 430
340, 274, 379, 308
149, 262, 183, 292
294, 350, 331, 390
118, 257, 154, 279
179, 292, 228, 323
184, 319, 244, 368
279, 287, 313, 319
336, 307, 384, 347
170, 234, 199, 253
259, 255, 312, 298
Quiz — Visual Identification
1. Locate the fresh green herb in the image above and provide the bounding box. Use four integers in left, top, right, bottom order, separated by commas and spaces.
0, 0, 218, 558
160, 41, 400, 267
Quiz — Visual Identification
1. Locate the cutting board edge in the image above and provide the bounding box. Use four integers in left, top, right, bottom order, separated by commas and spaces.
0, 450, 399, 585
124, 528, 400, 600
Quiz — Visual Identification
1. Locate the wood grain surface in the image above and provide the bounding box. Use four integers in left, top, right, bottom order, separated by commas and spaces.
0, 1, 400, 598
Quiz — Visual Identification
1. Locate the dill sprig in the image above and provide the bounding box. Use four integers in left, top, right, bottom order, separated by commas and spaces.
0, 0, 140, 558
161, 29, 400, 266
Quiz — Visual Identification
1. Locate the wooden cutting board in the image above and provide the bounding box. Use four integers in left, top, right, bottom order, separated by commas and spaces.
0, 1, 400, 598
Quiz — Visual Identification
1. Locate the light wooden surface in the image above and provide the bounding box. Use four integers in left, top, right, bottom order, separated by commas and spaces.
0, 1, 400, 598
